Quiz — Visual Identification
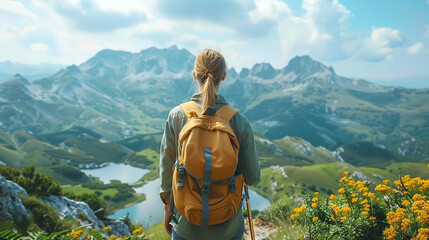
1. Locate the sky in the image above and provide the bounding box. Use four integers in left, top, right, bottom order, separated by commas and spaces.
0, 0, 428, 87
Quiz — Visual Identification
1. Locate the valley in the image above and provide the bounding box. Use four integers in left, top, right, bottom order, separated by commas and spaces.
0, 46, 428, 231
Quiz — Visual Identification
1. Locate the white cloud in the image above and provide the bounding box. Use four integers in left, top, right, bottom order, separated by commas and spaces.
53, 0, 145, 32
358, 27, 406, 62
407, 42, 424, 54
0, 0, 38, 20
277, 0, 354, 61
30, 42, 48, 51
249, 0, 291, 22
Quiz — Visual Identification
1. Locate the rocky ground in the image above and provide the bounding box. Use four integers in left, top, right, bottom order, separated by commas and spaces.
243, 218, 277, 240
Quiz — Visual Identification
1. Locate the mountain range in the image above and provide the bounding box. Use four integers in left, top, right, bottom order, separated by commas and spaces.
0, 61, 65, 82
0, 46, 428, 157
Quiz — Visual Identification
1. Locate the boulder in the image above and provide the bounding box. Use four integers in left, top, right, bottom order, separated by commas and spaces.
0, 174, 28, 222
42, 195, 102, 229
108, 220, 132, 237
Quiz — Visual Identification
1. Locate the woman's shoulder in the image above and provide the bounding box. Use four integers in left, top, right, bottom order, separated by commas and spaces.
167, 105, 186, 119
231, 109, 250, 125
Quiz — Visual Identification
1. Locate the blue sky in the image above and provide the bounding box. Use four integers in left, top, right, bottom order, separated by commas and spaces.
0, 0, 428, 86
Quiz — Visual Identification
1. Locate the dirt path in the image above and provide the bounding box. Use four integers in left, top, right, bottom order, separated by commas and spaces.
242, 218, 277, 240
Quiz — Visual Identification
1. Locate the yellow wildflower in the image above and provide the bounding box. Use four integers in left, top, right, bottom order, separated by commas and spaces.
312, 197, 319, 203
401, 218, 412, 231
383, 226, 396, 240
77, 219, 82, 223
338, 188, 346, 194
314, 192, 319, 196
104, 227, 111, 232
132, 227, 143, 235
352, 198, 358, 203
413, 194, 425, 202
369, 216, 376, 220
402, 199, 411, 207
344, 171, 349, 175
416, 228, 429, 240
313, 217, 319, 222
340, 216, 347, 222
342, 207, 351, 215
361, 211, 369, 216
299, 234, 303, 238
311, 203, 318, 208
109, 235, 116, 240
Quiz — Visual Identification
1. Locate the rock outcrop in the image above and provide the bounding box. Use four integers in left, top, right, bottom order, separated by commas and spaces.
42, 195, 101, 229
0, 174, 28, 222
108, 220, 132, 237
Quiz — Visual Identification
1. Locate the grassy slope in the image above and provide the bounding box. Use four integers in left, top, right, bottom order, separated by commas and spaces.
36, 165, 90, 185
62, 183, 146, 214
253, 161, 429, 207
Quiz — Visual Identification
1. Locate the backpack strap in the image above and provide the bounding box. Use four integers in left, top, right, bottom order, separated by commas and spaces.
215, 105, 238, 125
180, 101, 201, 118
180, 101, 238, 124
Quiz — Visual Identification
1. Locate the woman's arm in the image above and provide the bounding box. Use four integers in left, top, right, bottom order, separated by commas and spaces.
238, 117, 261, 186
159, 111, 177, 205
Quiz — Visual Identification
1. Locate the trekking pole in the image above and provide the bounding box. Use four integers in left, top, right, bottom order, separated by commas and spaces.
243, 183, 255, 240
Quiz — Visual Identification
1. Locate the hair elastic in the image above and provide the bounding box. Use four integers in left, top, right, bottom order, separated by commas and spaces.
204, 70, 214, 77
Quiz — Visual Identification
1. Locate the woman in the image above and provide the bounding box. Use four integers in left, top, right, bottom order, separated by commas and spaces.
159, 49, 260, 240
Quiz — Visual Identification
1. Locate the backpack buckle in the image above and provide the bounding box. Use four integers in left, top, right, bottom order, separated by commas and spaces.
229, 178, 236, 193
205, 106, 216, 116
177, 164, 185, 188
202, 184, 210, 193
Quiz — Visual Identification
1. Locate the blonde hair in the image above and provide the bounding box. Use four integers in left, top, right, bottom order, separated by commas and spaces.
194, 49, 226, 114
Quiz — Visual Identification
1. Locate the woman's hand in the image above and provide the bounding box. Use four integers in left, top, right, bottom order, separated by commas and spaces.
164, 204, 172, 236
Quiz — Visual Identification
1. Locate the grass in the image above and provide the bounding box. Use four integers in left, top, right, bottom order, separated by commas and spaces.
145, 222, 170, 240
270, 224, 307, 240
253, 161, 429, 208
61, 182, 146, 213
62, 184, 119, 196
37, 165, 88, 185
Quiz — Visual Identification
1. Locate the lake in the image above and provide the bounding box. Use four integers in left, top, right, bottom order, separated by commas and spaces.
81, 163, 149, 184
83, 163, 271, 228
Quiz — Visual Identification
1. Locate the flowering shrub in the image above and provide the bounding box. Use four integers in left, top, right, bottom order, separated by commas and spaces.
0, 220, 150, 240
290, 169, 429, 240
63, 224, 149, 240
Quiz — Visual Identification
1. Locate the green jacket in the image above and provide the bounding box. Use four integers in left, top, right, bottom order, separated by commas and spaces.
159, 93, 260, 240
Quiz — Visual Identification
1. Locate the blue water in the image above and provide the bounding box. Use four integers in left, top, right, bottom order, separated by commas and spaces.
81, 163, 149, 184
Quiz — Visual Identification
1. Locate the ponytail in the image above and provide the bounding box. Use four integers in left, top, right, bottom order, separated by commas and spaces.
194, 49, 226, 114
200, 73, 217, 114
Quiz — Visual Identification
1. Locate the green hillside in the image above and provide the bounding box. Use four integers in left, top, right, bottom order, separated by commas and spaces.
253, 161, 429, 207
339, 141, 423, 166
255, 135, 339, 168
36, 165, 90, 185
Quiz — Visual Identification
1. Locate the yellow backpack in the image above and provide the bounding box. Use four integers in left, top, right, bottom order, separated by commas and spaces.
169, 101, 244, 227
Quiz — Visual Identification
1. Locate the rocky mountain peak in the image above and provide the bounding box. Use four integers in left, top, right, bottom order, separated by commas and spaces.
65, 65, 82, 75
251, 63, 277, 79
283, 55, 330, 76
6, 74, 30, 85
239, 68, 250, 78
